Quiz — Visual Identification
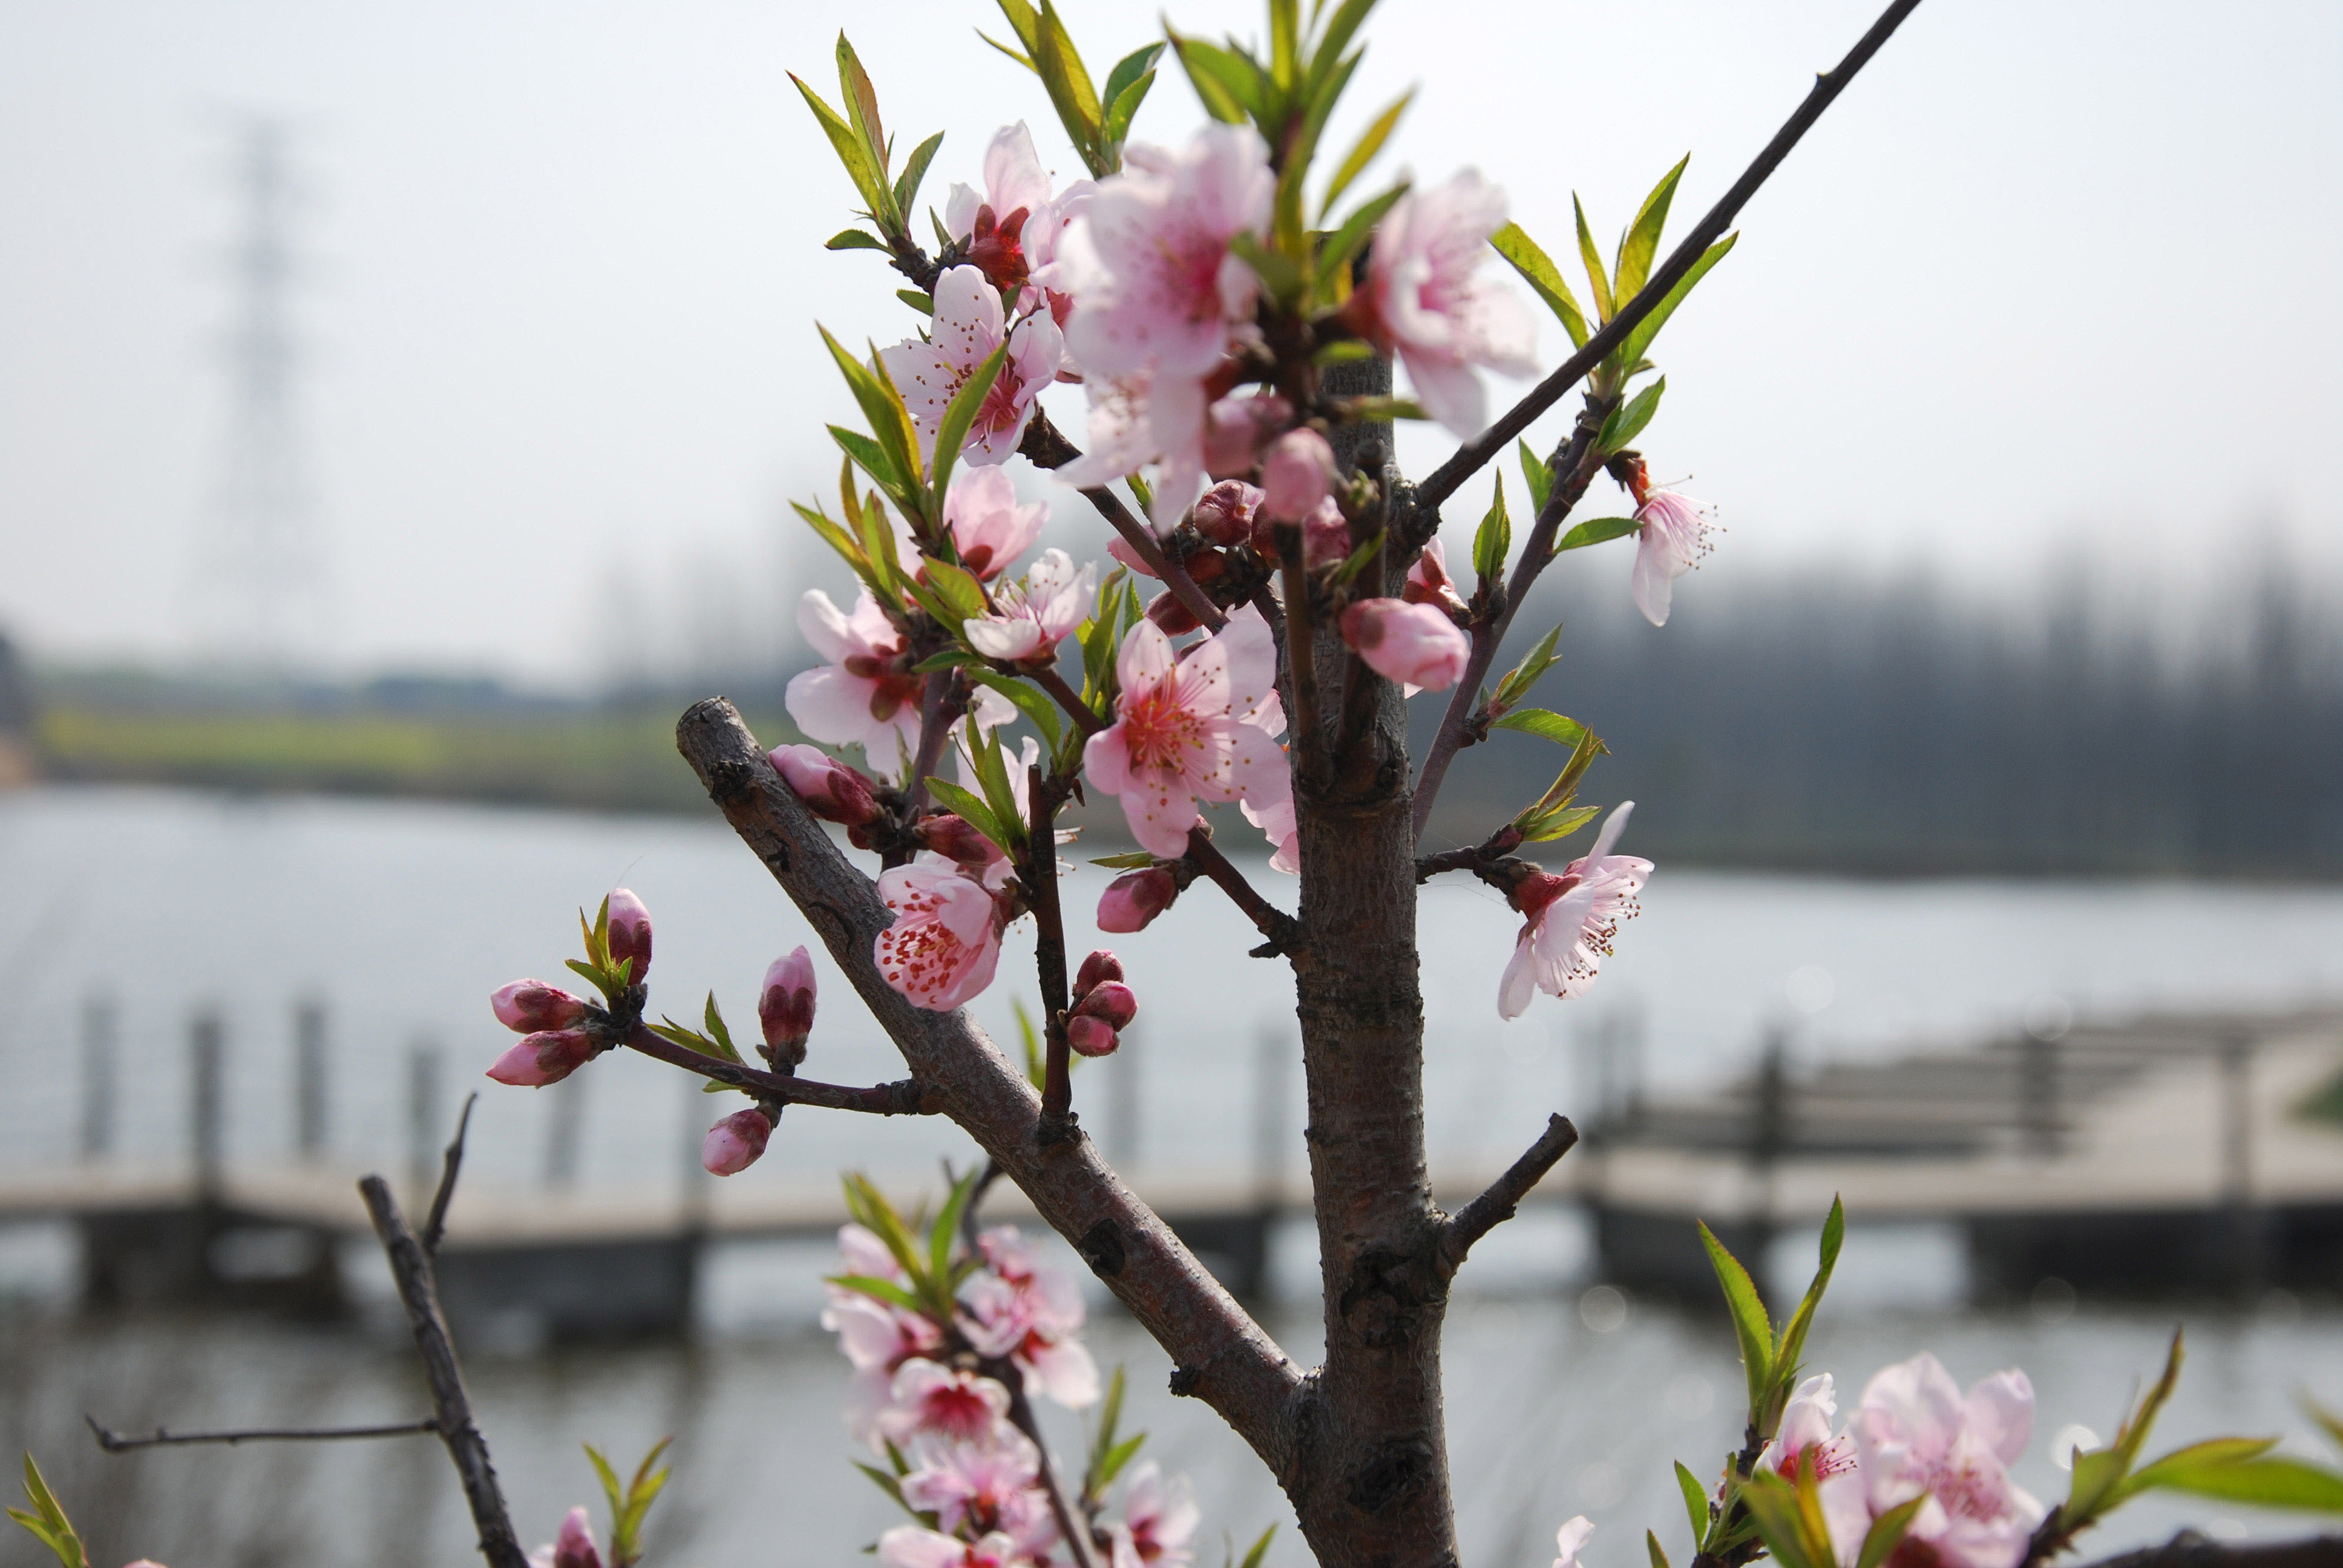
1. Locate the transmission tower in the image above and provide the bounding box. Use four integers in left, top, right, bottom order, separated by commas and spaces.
192, 117, 325, 667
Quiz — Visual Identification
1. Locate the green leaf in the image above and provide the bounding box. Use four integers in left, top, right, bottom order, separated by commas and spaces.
896, 288, 936, 315
930, 1165, 979, 1282
966, 668, 1066, 752
1168, 31, 1261, 123
827, 228, 890, 252
1318, 89, 1411, 220
2305, 1394, 2343, 1457
1103, 43, 1166, 115
701, 993, 743, 1062
1314, 181, 1408, 296
841, 1172, 926, 1283
1314, 339, 1374, 366
586, 1444, 625, 1523
1227, 230, 1306, 310
1472, 472, 1511, 584
819, 325, 920, 500
1772, 1197, 1844, 1399
1700, 1220, 1775, 1422
1491, 623, 1563, 711
990, 0, 1041, 53
1622, 232, 1738, 369
923, 778, 1009, 852
2126, 1437, 2284, 1497
1647, 1530, 1670, 1568
830, 424, 903, 497
923, 557, 990, 626
1011, 996, 1044, 1088
8, 1454, 87, 1568
1515, 802, 1600, 844
1090, 851, 1159, 869
2137, 1454, 2343, 1515
1573, 193, 1615, 322
1614, 155, 1688, 302
1090, 1364, 1128, 1483
1674, 1461, 1711, 1551
827, 1272, 925, 1314
1268, 0, 1300, 88
1331, 529, 1386, 587
893, 131, 945, 223
1490, 222, 1590, 350
1556, 515, 1641, 555
1271, 46, 1356, 254
1598, 376, 1665, 456
2066, 1446, 2131, 1525
1031, 1, 1104, 171
967, 724, 1029, 848
1305, 0, 1378, 100
1518, 439, 1553, 514
1102, 68, 1158, 152
854, 1459, 914, 1514
791, 73, 890, 221
1738, 1470, 1832, 1568
1238, 1523, 1277, 1568
930, 340, 1012, 509
834, 34, 896, 228
1490, 707, 1588, 748
1096, 1431, 1149, 1489
1854, 1493, 1927, 1568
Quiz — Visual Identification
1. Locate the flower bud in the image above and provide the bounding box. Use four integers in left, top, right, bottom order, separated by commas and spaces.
490, 979, 588, 1034
1097, 867, 1178, 933
1403, 537, 1469, 614
701, 1107, 773, 1176
1066, 1014, 1121, 1057
770, 743, 883, 828
1204, 394, 1293, 479
1071, 979, 1138, 1031
1339, 597, 1472, 691
758, 947, 817, 1068
1509, 867, 1573, 915
1073, 950, 1123, 996
605, 887, 652, 983
1145, 590, 1202, 638
1191, 480, 1265, 546
1260, 428, 1336, 523
917, 813, 1000, 871
486, 1028, 595, 1088
550, 1505, 605, 1568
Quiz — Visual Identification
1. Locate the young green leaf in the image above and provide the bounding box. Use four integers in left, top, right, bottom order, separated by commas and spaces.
1700, 1220, 1775, 1420
1614, 155, 1689, 302
1598, 376, 1665, 456
924, 778, 1010, 853
1102, 43, 1167, 112
1032, 1, 1105, 171
1090, 851, 1159, 870
1490, 222, 1590, 349
991, 0, 1041, 53
1102, 65, 1159, 152
966, 668, 1066, 753
1556, 516, 1641, 555
1305, 0, 1377, 99
923, 558, 991, 627
8, 1455, 87, 1568
1011, 996, 1045, 1088
1490, 623, 1563, 711
2134, 1454, 2343, 1515
1237, 1523, 1278, 1568
1319, 90, 1411, 220
1090, 1364, 1128, 1485
1314, 181, 1409, 296
854, 1459, 915, 1514
1737, 1468, 1833, 1568
1772, 1197, 1845, 1393
2305, 1394, 2343, 1456
893, 131, 945, 222
930, 1165, 980, 1283
1227, 232, 1307, 310
1674, 1460, 1711, 1552
1573, 194, 1615, 322
1518, 439, 1553, 514
1471, 472, 1512, 585
1490, 708, 1588, 748
1853, 1493, 1927, 1568
1515, 802, 1601, 844
827, 1272, 926, 1315
1096, 1431, 1149, 1490
835, 34, 896, 229
968, 725, 1029, 848
930, 341, 1012, 510
827, 228, 890, 252
791, 74, 891, 220
1646, 1530, 1670, 1568
1621, 232, 1738, 369
1168, 31, 1261, 123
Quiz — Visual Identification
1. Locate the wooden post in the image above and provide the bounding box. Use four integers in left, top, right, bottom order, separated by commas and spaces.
190, 1007, 225, 1200
293, 996, 329, 1159
79, 992, 115, 1160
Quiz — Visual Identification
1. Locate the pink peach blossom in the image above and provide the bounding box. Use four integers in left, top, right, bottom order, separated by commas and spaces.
490, 980, 588, 1033
1191, 478, 1266, 546
823, 1223, 945, 1444
1260, 428, 1337, 522
770, 743, 884, 828
1630, 488, 1716, 628
1056, 367, 1214, 532
1204, 392, 1293, 480
962, 1224, 1099, 1408
701, 1107, 772, 1176
877, 1527, 1022, 1568
1109, 1462, 1201, 1568
882, 266, 1066, 469
877, 1358, 1014, 1448
1552, 1518, 1594, 1568
964, 547, 1098, 662
1497, 802, 1653, 1019
1844, 1354, 2044, 1568
1755, 1373, 1860, 1487
605, 887, 652, 982
940, 464, 1047, 580
1082, 603, 1288, 857
900, 1431, 1054, 1550
487, 1029, 595, 1087
787, 588, 924, 768
874, 853, 1005, 1010
1339, 598, 1470, 692
1355, 169, 1538, 437
945, 123, 1055, 247
1404, 537, 1469, 614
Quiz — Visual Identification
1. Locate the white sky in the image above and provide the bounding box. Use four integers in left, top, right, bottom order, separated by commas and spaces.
1, 0, 2337, 685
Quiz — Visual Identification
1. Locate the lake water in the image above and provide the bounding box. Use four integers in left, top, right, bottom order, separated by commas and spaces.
3, 786, 2343, 1565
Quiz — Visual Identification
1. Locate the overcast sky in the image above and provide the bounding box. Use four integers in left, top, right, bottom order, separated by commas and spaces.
1, 0, 2336, 684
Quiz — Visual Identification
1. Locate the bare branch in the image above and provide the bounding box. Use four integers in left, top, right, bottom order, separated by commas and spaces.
1030, 664, 1107, 737
1413, 0, 1925, 510
421, 1090, 476, 1255
88, 1415, 438, 1452
1440, 1114, 1578, 1275
621, 1019, 936, 1115
358, 1174, 529, 1568
1020, 410, 1228, 634
2074, 1537, 2343, 1568
674, 698, 1305, 1465
1027, 764, 1077, 1137
1185, 826, 1300, 958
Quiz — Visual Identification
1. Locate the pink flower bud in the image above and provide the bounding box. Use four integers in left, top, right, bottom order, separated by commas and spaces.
489, 979, 588, 1033
1072, 979, 1138, 1031
1339, 598, 1471, 691
758, 946, 816, 1067
701, 1107, 773, 1176
1073, 950, 1123, 995
1066, 1014, 1121, 1057
551, 1505, 605, 1568
1260, 428, 1336, 523
1204, 393, 1293, 479
770, 743, 883, 827
917, 813, 1001, 871
1403, 537, 1469, 613
1145, 590, 1203, 638
486, 1029, 595, 1088
605, 887, 652, 984
1097, 867, 1178, 933
1191, 479, 1265, 546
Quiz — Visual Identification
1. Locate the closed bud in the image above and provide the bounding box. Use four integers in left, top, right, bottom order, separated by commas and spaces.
1066, 1014, 1121, 1057
1260, 428, 1337, 523
758, 947, 817, 1068
1072, 979, 1138, 1031
1191, 480, 1265, 546
1097, 867, 1178, 933
605, 887, 652, 984
1145, 590, 1202, 638
1204, 394, 1294, 480
701, 1107, 773, 1176
486, 1028, 595, 1088
1339, 597, 1472, 691
917, 813, 999, 871
490, 979, 588, 1034
1073, 950, 1123, 996
550, 1506, 605, 1568
770, 743, 883, 827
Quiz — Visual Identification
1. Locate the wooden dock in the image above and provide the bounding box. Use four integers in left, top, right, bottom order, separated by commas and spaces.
3, 1007, 2339, 1334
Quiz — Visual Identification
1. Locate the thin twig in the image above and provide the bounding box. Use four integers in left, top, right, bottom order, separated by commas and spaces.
421, 1090, 476, 1255
903, 670, 956, 823
622, 1020, 935, 1114
1185, 827, 1300, 957
1027, 765, 1076, 1136
997, 1365, 1102, 1568
1413, 0, 1925, 511
88, 1414, 439, 1452
1020, 410, 1227, 633
1439, 1114, 1579, 1275
1031, 664, 1106, 737
358, 1174, 530, 1568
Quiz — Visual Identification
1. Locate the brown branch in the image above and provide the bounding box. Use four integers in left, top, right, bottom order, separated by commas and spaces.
2071, 1537, 2343, 1568
903, 670, 957, 823
995, 1363, 1101, 1568
1020, 409, 1227, 634
421, 1090, 476, 1255
1027, 764, 1076, 1135
1440, 1114, 1578, 1275
674, 697, 1304, 1468
621, 1020, 936, 1114
88, 1415, 439, 1451
358, 1174, 529, 1568
1185, 826, 1300, 957
1031, 664, 1106, 737
1412, 0, 1925, 510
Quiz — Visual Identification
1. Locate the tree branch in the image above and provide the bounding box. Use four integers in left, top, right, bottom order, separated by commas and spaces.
1031, 664, 1106, 737
358, 1174, 529, 1568
1020, 409, 1228, 634
2072, 1537, 2343, 1568
88, 1416, 438, 1451
1185, 826, 1300, 957
1439, 1114, 1578, 1276
621, 1019, 936, 1115
1027, 765, 1077, 1136
1412, 0, 1924, 511
421, 1090, 476, 1255
674, 699, 1305, 1465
